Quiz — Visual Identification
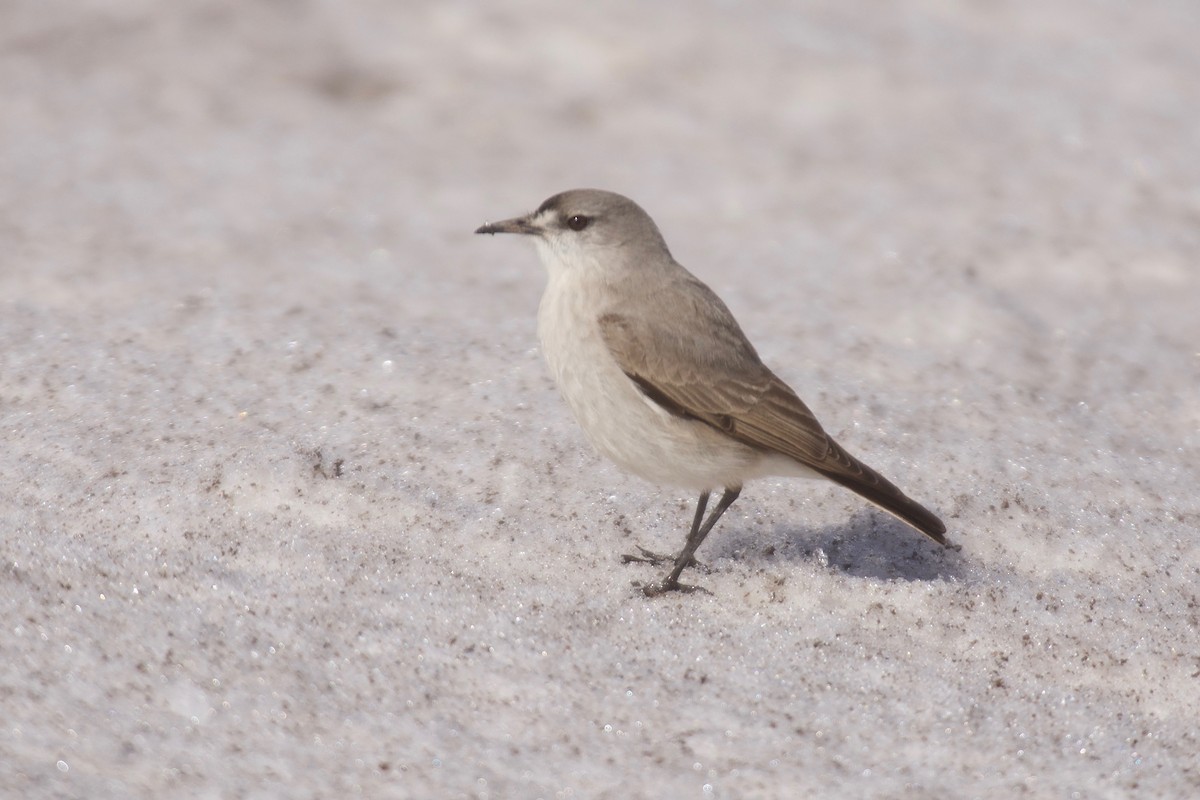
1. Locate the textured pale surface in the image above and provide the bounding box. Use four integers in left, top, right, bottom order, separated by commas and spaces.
3, 1, 1199, 797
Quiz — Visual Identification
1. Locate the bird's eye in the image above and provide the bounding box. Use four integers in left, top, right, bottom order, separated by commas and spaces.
566, 215, 590, 231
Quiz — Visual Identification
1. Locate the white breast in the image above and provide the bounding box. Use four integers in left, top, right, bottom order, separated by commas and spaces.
534, 261, 805, 491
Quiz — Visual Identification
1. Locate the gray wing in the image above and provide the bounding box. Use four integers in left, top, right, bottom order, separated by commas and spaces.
597, 283, 948, 543
597, 300, 857, 475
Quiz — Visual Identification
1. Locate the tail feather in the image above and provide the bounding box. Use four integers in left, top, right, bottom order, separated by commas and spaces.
817, 442, 950, 547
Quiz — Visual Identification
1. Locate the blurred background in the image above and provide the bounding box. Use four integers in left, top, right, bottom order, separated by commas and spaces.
3, 1, 1198, 797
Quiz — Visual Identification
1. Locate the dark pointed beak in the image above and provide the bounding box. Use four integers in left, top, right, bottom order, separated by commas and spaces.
474, 214, 540, 236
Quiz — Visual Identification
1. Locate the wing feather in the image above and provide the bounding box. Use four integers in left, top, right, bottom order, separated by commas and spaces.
597, 298, 948, 544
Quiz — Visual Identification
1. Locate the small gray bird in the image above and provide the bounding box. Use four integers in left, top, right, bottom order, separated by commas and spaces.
476, 189, 949, 595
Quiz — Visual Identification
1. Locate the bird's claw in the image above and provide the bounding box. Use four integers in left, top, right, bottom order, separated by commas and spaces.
634, 578, 711, 597
620, 546, 707, 572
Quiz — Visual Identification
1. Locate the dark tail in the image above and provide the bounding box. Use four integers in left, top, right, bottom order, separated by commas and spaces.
818, 442, 950, 548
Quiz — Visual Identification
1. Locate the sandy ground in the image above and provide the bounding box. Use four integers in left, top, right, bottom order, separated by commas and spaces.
3, 1, 1199, 797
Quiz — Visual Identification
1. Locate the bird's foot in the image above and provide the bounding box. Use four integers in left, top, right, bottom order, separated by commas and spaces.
621, 546, 707, 572
635, 577, 711, 597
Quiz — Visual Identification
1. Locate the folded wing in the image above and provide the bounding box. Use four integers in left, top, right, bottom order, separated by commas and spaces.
598, 293, 948, 545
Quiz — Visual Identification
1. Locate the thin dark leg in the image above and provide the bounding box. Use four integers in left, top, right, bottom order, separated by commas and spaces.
621, 491, 710, 568
645, 486, 742, 596
666, 487, 740, 585
688, 490, 711, 542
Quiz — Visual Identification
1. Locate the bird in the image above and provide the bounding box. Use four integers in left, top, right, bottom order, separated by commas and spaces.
475, 189, 949, 595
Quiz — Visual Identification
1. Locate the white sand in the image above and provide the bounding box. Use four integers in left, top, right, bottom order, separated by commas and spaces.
3, 1, 1198, 797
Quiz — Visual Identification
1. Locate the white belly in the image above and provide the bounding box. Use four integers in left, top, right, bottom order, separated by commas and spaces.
536, 272, 814, 490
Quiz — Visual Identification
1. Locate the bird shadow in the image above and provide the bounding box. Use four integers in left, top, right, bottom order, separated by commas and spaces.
736, 508, 966, 583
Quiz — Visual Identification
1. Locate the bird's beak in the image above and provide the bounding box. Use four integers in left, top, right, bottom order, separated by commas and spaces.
474, 214, 540, 236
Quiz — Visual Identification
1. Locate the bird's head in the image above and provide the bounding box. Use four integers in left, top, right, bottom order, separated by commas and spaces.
475, 189, 669, 275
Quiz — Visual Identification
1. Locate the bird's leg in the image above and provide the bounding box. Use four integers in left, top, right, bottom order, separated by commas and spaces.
622, 491, 710, 568
643, 486, 742, 596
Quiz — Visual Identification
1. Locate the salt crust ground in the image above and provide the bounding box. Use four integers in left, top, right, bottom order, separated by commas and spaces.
2, 1, 1198, 798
